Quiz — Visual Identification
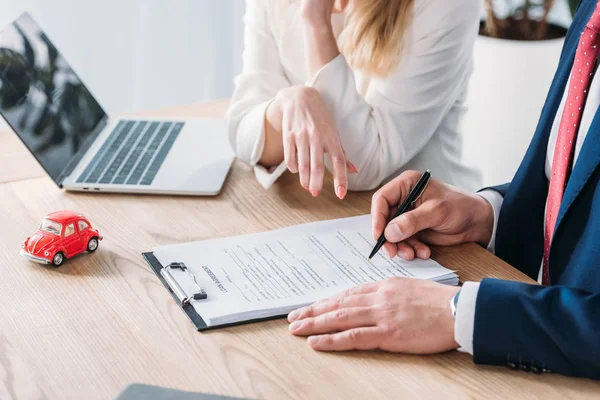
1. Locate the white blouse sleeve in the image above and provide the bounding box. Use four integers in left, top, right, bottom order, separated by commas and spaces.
226, 0, 290, 188
308, 0, 480, 190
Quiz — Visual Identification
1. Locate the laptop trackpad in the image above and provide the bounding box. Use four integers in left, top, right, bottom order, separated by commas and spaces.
151, 118, 234, 194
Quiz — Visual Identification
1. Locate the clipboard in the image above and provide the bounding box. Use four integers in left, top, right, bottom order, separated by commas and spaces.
142, 252, 288, 331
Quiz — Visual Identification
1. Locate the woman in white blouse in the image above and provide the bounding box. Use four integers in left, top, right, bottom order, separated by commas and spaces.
227, 0, 482, 199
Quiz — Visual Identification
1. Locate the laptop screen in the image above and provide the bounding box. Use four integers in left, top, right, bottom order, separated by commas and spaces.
0, 13, 107, 184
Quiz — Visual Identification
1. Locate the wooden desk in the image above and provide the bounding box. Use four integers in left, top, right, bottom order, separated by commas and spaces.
0, 101, 598, 400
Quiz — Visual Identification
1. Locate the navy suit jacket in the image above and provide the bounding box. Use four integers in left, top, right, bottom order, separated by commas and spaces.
474, 0, 600, 379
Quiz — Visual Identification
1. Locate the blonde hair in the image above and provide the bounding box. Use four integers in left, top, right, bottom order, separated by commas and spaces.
339, 0, 414, 77
276, 0, 414, 77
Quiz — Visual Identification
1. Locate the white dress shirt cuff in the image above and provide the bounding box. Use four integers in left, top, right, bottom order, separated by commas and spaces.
454, 281, 481, 355
240, 99, 287, 189
477, 190, 504, 253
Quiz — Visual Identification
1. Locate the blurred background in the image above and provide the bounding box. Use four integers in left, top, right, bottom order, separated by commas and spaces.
0, 0, 245, 118
0, 0, 581, 185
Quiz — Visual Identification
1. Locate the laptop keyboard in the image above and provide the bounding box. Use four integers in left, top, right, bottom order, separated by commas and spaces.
76, 120, 184, 185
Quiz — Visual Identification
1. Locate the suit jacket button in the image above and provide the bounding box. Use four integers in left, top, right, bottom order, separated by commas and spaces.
530, 365, 541, 374
519, 364, 530, 372
506, 362, 517, 370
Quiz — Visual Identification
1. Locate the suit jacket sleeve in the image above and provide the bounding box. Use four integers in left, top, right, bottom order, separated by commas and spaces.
473, 278, 600, 379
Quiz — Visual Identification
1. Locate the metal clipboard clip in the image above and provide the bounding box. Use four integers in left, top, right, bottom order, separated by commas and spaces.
160, 262, 208, 305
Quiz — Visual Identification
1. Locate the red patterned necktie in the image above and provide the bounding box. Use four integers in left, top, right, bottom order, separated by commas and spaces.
543, 3, 600, 286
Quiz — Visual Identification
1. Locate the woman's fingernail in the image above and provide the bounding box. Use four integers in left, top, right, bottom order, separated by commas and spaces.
336, 186, 346, 199
288, 310, 300, 322
311, 190, 319, 197
384, 224, 403, 242
289, 321, 302, 331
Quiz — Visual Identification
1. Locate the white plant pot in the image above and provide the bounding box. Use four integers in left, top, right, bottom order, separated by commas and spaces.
462, 35, 565, 186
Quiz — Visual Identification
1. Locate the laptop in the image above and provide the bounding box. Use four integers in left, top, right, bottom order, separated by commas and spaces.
0, 13, 234, 196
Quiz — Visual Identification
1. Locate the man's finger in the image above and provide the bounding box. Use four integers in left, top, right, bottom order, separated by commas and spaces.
419, 230, 466, 247
382, 242, 398, 258
384, 201, 444, 243
296, 132, 310, 190
307, 327, 383, 351
326, 282, 381, 303
396, 242, 415, 260
371, 171, 422, 240
289, 307, 376, 336
288, 283, 381, 322
288, 293, 376, 321
405, 237, 431, 259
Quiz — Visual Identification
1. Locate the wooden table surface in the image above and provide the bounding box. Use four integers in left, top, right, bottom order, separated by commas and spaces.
0, 100, 598, 400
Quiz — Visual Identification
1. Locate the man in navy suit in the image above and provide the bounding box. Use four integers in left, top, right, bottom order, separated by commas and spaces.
286, 0, 600, 379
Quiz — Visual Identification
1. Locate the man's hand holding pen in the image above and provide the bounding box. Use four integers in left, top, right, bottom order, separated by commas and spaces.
371, 171, 495, 261
289, 170, 496, 354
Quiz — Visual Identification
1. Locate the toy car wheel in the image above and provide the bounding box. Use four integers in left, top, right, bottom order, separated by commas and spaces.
52, 252, 65, 267
87, 237, 99, 252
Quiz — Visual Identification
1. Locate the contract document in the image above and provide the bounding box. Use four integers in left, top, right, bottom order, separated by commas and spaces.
150, 215, 458, 329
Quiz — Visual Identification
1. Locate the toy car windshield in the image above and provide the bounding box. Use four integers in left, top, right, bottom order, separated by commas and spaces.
40, 219, 61, 235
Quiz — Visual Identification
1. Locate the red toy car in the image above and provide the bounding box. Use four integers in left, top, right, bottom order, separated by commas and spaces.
20, 211, 103, 267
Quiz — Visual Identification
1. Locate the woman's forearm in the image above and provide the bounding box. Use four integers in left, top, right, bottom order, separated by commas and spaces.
301, 14, 340, 79
259, 5, 339, 168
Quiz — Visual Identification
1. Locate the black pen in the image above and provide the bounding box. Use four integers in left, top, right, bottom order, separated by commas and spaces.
368, 170, 432, 260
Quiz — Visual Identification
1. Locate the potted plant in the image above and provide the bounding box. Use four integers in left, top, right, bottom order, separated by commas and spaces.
462, 0, 580, 186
